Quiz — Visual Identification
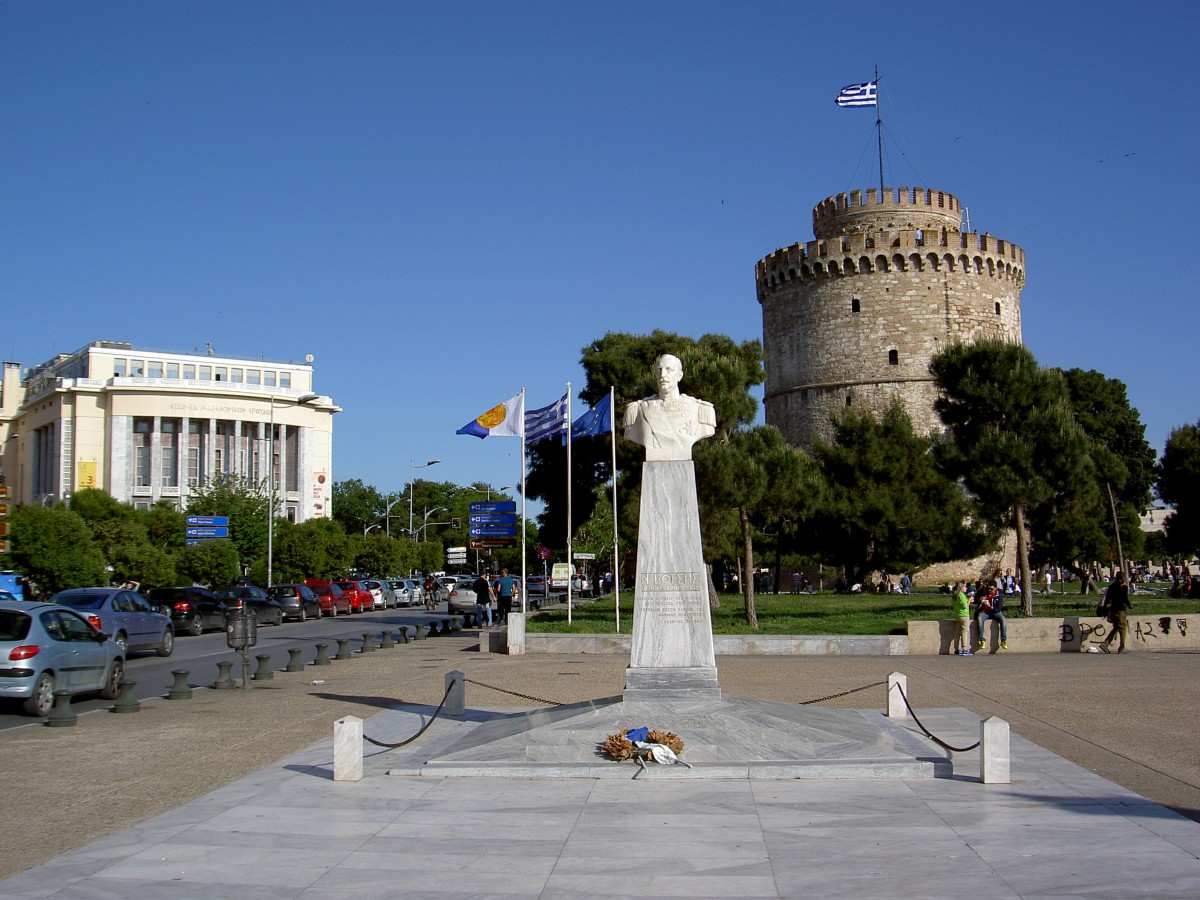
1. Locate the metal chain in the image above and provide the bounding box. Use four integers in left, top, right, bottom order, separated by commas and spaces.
892, 681, 980, 753
464, 676, 557, 706
363, 678, 457, 749
799, 680, 887, 705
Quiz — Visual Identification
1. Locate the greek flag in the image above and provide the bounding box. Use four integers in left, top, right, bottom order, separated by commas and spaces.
525, 392, 569, 444
568, 392, 612, 441
835, 81, 877, 108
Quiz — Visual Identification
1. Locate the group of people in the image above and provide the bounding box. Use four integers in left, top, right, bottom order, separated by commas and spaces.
470, 569, 520, 627
949, 568, 1017, 655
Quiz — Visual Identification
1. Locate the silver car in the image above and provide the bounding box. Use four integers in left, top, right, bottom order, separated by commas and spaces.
0, 600, 126, 716
361, 579, 396, 610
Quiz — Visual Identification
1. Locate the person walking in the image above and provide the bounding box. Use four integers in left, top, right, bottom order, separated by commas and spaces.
492, 568, 518, 625
951, 581, 972, 656
472, 573, 492, 627
1099, 570, 1133, 653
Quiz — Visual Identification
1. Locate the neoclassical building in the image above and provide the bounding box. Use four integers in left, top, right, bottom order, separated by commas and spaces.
0, 341, 339, 521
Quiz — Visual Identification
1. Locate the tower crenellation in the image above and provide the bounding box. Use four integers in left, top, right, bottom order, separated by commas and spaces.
756, 186, 1024, 450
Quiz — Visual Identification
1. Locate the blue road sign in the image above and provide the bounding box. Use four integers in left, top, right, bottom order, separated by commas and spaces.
468, 524, 517, 537
469, 501, 517, 514
186, 515, 229, 527
469, 513, 516, 525
186, 526, 229, 538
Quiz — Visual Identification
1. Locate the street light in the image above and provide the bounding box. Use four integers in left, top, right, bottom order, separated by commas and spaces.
486, 484, 512, 500
267, 392, 320, 587
384, 496, 405, 539
420, 506, 447, 541
364, 523, 381, 537
408, 458, 441, 537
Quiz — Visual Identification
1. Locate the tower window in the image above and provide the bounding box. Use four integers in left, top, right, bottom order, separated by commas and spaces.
851, 297, 861, 313
888, 350, 899, 366
845, 394, 853, 407
995, 302, 1002, 315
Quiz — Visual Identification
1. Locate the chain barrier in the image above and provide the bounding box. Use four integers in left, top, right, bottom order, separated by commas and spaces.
464, 676, 557, 706
363, 678, 457, 749
798, 680, 886, 705
891, 681, 980, 753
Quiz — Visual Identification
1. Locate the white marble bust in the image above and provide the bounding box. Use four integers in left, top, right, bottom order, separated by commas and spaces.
623, 354, 716, 460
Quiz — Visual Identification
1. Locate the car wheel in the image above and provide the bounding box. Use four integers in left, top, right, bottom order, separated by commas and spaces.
297, 607, 307, 623
115, 632, 129, 657
328, 603, 337, 617
273, 609, 283, 627
23, 672, 55, 717
101, 659, 125, 700
188, 615, 203, 637
156, 627, 175, 658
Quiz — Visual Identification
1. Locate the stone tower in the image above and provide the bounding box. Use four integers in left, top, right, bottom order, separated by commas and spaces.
756, 186, 1025, 449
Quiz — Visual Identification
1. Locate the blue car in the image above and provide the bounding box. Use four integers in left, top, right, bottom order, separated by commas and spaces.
50, 587, 174, 658
0, 599, 126, 716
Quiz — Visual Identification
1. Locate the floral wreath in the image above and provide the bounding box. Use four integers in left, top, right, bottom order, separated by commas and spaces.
601, 727, 689, 767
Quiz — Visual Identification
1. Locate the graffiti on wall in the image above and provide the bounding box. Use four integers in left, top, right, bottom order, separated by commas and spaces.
1061, 617, 1189, 648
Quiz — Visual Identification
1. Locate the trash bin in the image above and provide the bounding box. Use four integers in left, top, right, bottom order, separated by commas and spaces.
226, 608, 258, 651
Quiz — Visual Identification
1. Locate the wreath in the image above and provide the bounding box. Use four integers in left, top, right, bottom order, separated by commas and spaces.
602, 727, 686, 763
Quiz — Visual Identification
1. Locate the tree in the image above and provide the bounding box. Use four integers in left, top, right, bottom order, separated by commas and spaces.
91, 519, 177, 588
273, 518, 353, 582
353, 532, 404, 578
186, 475, 269, 572
332, 479, 386, 537
10, 505, 108, 593
1158, 421, 1200, 556
810, 403, 986, 587
931, 340, 1097, 614
176, 539, 242, 588
70, 487, 134, 525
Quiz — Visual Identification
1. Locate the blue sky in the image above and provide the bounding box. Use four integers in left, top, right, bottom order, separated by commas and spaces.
4, 1, 1197, 505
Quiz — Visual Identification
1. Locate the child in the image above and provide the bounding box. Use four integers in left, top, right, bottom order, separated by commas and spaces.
951, 581, 972, 656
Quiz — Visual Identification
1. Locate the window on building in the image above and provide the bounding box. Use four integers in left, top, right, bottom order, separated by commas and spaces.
888, 350, 899, 366
113, 358, 127, 377
136, 445, 151, 487
199, 365, 212, 380
279, 372, 291, 388
246, 370, 261, 385
264, 370, 276, 387
852, 297, 861, 313
230, 368, 243, 383
183, 364, 195, 379
995, 302, 1002, 315
214, 367, 226, 382
166, 362, 179, 378
148, 361, 164, 378
845, 394, 853, 407
134, 417, 152, 434
131, 360, 145, 376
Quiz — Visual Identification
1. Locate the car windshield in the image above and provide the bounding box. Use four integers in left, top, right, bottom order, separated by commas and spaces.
50, 591, 106, 610
213, 589, 242, 599
0, 591, 17, 603
0, 609, 32, 640
267, 587, 293, 599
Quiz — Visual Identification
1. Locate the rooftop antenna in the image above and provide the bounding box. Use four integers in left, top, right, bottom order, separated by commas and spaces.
205, 342, 214, 357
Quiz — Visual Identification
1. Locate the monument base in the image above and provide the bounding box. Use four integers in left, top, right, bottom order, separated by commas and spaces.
624, 665, 721, 701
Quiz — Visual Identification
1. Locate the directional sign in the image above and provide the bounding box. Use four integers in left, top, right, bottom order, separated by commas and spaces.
574, 552, 596, 560
469, 513, 516, 525
447, 546, 467, 554
470, 538, 517, 549
469, 501, 517, 514
186, 515, 229, 527
469, 525, 517, 537
186, 526, 229, 538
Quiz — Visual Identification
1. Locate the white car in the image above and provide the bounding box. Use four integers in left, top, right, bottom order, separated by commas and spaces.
360, 579, 395, 610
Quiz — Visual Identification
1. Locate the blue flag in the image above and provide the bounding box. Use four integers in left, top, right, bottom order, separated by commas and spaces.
525, 392, 569, 444
568, 393, 612, 441
835, 80, 877, 108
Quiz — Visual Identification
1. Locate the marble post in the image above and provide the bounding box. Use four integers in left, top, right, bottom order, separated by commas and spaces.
333, 715, 363, 782
980, 715, 1011, 784
887, 672, 907, 718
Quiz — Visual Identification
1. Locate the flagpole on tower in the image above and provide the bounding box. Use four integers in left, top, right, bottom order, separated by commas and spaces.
520, 387, 527, 612
609, 386, 619, 633
875, 66, 884, 195
565, 383, 573, 625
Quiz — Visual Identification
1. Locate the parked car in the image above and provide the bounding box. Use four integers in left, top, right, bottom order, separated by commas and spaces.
146, 586, 232, 637
360, 579, 396, 610
213, 586, 286, 627
525, 575, 547, 607
0, 599, 126, 716
334, 580, 371, 614
50, 587, 174, 658
304, 579, 352, 617
437, 576, 458, 603
571, 573, 593, 597
448, 577, 486, 615
402, 579, 425, 608
267, 584, 323, 622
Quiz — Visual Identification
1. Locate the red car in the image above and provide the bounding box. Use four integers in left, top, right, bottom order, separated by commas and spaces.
334, 580, 372, 614
303, 579, 352, 617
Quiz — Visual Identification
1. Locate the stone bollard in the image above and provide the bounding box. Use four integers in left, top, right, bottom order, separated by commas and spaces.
478, 629, 491, 654
379, 630, 394, 649
360, 633, 375, 653
980, 716, 1011, 784
254, 654, 274, 681
463, 611, 476, 628
167, 670, 193, 700
285, 648, 306, 672
313, 643, 332, 666
334, 715, 364, 782
335, 639, 354, 661
413, 623, 427, 641
887, 672, 907, 718
398, 625, 410, 644
46, 690, 77, 727
506, 612, 526, 656
441, 619, 452, 635
112, 680, 140, 713
214, 661, 235, 689
449, 617, 463, 633
445, 670, 465, 718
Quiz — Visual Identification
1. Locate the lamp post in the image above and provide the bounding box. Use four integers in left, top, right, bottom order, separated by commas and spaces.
267, 392, 320, 588
384, 496, 405, 539
420, 506, 447, 541
408, 458, 441, 537
364, 523, 381, 538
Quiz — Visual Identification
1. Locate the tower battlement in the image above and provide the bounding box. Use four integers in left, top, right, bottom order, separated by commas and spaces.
813, 186, 963, 239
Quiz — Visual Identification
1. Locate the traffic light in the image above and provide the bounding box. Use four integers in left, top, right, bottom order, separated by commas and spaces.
451, 517, 461, 528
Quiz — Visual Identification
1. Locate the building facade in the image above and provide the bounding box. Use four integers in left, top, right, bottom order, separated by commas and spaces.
0, 341, 338, 521
755, 186, 1025, 449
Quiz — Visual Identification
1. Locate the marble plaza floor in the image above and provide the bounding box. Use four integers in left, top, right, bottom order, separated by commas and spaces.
3, 699, 1200, 899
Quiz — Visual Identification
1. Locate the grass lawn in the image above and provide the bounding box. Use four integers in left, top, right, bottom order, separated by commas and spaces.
525, 584, 1197, 635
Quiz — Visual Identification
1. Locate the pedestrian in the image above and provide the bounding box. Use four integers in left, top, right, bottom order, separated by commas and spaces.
974, 583, 1008, 652
1098, 570, 1132, 653
1043, 568, 1054, 595
951, 581, 972, 656
492, 568, 518, 625
792, 571, 801, 595
472, 572, 492, 627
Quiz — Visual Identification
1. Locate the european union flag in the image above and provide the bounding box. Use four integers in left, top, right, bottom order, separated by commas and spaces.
567, 392, 612, 441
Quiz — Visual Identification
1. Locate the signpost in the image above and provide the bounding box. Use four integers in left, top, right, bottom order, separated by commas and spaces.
185, 515, 231, 548
468, 501, 516, 550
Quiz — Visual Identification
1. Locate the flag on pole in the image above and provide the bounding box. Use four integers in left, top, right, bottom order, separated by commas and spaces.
567, 392, 613, 441
456, 393, 524, 438
835, 81, 877, 107
525, 392, 569, 444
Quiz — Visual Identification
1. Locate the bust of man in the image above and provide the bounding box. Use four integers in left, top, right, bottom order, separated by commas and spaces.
623, 354, 716, 461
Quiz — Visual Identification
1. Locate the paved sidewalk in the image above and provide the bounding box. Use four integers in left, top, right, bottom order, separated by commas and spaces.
2, 642, 1199, 897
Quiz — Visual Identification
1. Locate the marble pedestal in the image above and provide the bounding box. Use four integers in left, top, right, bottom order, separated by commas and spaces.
624, 460, 720, 701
